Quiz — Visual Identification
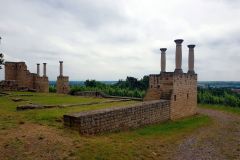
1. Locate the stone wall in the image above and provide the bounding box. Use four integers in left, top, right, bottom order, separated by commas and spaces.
3, 62, 49, 92
144, 72, 197, 120
0, 80, 18, 91
64, 100, 170, 134
56, 76, 70, 94
144, 73, 173, 101
35, 76, 49, 93
170, 73, 197, 120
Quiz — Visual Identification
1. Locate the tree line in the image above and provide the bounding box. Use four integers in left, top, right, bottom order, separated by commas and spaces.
198, 87, 240, 107
49, 76, 149, 98
49, 77, 240, 108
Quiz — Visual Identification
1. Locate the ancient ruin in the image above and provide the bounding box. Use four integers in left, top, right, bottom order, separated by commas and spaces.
0, 61, 70, 93
64, 39, 198, 134
144, 40, 197, 119
56, 61, 70, 94
0, 62, 49, 92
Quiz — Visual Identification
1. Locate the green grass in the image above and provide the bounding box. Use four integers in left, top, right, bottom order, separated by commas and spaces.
0, 92, 212, 159
199, 104, 240, 115
0, 92, 136, 129
133, 114, 210, 136
73, 114, 211, 160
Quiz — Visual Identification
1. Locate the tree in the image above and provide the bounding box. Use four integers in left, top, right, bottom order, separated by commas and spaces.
0, 53, 4, 69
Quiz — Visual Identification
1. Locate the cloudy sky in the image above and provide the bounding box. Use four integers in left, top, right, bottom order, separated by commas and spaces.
0, 0, 240, 81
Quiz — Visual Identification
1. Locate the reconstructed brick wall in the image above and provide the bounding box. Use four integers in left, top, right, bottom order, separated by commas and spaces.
170, 73, 197, 119
56, 76, 70, 94
0, 80, 18, 91
4, 62, 49, 92
64, 100, 170, 134
144, 72, 197, 120
144, 73, 173, 101
35, 76, 49, 93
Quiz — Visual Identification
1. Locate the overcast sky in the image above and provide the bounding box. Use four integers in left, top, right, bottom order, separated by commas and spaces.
0, 0, 240, 81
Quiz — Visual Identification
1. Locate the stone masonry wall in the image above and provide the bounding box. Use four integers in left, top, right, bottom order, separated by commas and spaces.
64, 100, 170, 134
170, 73, 197, 120
35, 76, 49, 93
144, 73, 173, 101
144, 72, 197, 120
3, 62, 49, 92
56, 76, 70, 94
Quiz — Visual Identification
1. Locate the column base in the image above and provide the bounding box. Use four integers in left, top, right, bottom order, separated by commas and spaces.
174, 69, 183, 74
187, 70, 195, 74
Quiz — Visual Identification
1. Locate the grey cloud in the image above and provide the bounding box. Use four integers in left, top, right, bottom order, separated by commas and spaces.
0, 0, 240, 80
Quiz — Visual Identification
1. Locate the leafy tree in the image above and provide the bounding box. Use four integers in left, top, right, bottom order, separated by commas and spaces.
0, 53, 4, 69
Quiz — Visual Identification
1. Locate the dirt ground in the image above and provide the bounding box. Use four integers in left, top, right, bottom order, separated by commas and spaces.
0, 108, 239, 160
173, 108, 240, 160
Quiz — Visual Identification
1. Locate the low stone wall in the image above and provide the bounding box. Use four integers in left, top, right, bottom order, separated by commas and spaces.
64, 100, 170, 135
73, 91, 142, 101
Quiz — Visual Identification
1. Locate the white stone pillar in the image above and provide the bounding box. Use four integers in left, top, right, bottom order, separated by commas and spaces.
43, 63, 47, 77
187, 44, 195, 74
59, 61, 63, 76
37, 63, 40, 76
174, 39, 184, 73
160, 48, 167, 73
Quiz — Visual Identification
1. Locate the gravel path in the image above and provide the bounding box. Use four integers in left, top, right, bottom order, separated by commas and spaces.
174, 108, 240, 160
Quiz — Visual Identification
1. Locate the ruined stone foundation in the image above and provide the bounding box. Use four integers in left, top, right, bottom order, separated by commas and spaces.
56, 76, 70, 94
1, 62, 49, 92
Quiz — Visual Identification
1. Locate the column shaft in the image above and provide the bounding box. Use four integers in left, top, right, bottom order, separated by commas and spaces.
43, 63, 47, 77
160, 48, 167, 72
188, 45, 195, 74
59, 61, 63, 76
37, 64, 40, 76
174, 39, 184, 73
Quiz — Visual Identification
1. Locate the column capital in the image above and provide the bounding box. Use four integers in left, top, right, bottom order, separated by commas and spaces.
174, 39, 184, 45
187, 44, 195, 49
59, 61, 63, 63
160, 48, 167, 52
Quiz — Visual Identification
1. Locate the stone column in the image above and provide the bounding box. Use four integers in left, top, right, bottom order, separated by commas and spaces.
59, 61, 63, 76
43, 63, 47, 77
187, 44, 195, 74
174, 39, 184, 73
160, 48, 167, 73
37, 63, 40, 76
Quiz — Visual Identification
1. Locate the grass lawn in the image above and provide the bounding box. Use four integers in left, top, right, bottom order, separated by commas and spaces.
0, 92, 212, 160
199, 104, 240, 115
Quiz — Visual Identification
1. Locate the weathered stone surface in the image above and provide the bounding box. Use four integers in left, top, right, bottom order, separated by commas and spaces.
144, 72, 197, 120
64, 100, 170, 135
16, 99, 131, 111
11, 98, 26, 102
56, 76, 70, 94
3, 62, 49, 93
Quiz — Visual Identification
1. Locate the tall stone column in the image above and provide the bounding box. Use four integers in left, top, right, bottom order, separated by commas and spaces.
43, 63, 47, 77
174, 39, 184, 73
59, 61, 63, 76
187, 44, 195, 74
37, 63, 40, 76
160, 48, 167, 73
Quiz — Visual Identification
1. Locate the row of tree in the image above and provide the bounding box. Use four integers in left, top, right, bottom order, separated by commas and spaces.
52, 77, 240, 107
197, 88, 240, 107
69, 77, 148, 98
